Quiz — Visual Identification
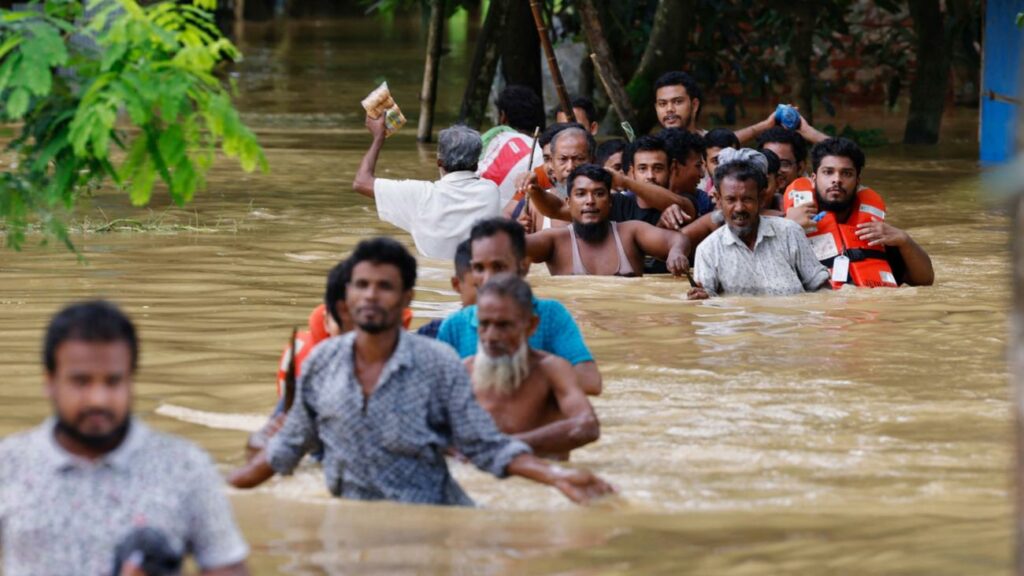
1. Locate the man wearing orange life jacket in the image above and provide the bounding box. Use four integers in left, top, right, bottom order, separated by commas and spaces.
783, 138, 934, 288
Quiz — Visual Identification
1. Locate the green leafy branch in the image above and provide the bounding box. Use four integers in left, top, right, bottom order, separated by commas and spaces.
0, 0, 267, 250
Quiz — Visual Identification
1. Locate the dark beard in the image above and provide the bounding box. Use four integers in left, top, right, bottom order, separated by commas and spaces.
357, 320, 392, 334
816, 190, 855, 214
573, 220, 610, 243
56, 412, 130, 453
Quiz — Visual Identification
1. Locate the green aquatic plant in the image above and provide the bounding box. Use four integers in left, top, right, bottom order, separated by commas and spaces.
0, 0, 267, 250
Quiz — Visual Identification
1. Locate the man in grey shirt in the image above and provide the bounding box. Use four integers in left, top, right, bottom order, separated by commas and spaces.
0, 301, 249, 576
229, 237, 613, 506
689, 160, 829, 298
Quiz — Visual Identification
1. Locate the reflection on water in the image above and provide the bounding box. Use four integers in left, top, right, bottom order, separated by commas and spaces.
0, 17, 1012, 574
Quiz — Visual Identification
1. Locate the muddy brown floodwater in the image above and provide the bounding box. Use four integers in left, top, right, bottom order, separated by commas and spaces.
0, 17, 1012, 575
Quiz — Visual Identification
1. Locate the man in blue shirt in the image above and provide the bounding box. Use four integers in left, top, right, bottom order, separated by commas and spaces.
437, 218, 603, 395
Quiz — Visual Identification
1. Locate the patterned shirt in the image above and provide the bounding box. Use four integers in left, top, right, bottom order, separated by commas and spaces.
437, 297, 594, 364
267, 331, 531, 506
0, 418, 248, 576
694, 215, 830, 297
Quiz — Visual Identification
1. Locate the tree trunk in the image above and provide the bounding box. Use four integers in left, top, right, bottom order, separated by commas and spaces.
458, 0, 509, 128
778, 0, 816, 125
625, 0, 698, 133
417, 0, 445, 142
577, 0, 637, 131
904, 0, 950, 144
502, 0, 542, 98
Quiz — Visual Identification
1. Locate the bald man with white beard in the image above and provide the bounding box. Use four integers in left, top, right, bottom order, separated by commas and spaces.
464, 275, 599, 460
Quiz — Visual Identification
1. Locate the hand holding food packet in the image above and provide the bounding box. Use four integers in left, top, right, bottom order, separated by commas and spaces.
361, 82, 407, 137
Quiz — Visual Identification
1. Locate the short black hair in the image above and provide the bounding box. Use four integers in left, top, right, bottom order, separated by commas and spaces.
470, 217, 526, 261
324, 259, 349, 326
623, 135, 667, 173
757, 126, 807, 163
568, 163, 612, 191
658, 128, 705, 165
346, 237, 417, 292
596, 139, 626, 167
550, 124, 597, 161
496, 85, 545, 133
44, 300, 138, 373
704, 127, 740, 151
761, 147, 781, 176
811, 137, 866, 175
539, 122, 576, 148
714, 159, 768, 193
654, 71, 703, 120
571, 96, 597, 126
453, 238, 472, 279
477, 273, 534, 315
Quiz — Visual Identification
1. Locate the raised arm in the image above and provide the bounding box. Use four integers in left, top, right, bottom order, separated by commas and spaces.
352, 114, 387, 198
631, 222, 691, 276
733, 110, 777, 144
681, 211, 720, 254
613, 171, 687, 212
522, 175, 571, 221
513, 356, 599, 455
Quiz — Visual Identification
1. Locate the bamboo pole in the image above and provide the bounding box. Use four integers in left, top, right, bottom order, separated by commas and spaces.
576, 0, 636, 129
417, 0, 445, 142
528, 0, 572, 117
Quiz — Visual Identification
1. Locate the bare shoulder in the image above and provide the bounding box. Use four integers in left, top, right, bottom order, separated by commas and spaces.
534, 349, 573, 377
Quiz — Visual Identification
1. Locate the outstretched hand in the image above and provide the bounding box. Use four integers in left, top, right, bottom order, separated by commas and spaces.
666, 250, 690, 277
658, 204, 692, 230
552, 468, 616, 504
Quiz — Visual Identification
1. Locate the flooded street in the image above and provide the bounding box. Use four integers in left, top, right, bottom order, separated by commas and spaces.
0, 18, 1012, 574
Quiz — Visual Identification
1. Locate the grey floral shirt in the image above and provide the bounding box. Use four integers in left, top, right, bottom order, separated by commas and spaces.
0, 418, 248, 576
694, 215, 830, 297
267, 330, 531, 506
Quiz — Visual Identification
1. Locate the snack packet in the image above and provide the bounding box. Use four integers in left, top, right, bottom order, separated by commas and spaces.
361, 82, 407, 137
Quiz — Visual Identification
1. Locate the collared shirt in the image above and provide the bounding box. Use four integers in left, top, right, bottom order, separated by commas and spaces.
374, 171, 501, 260
0, 418, 248, 576
267, 331, 530, 506
437, 297, 594, 365
694, 215, 830, 297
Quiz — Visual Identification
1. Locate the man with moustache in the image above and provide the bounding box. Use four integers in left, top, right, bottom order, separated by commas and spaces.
689, 160, 829, 299
526, 165, 691, 277
655, 128, 708, 229
231, 238, 613, 506
521, 130, 691, 229
0, 301, 250, 575
654, 71, 704, 133
785, 138, 934, 287
466, 274, 599, 460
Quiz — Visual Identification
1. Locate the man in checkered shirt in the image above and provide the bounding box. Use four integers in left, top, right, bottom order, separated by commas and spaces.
230, 237, 613, 506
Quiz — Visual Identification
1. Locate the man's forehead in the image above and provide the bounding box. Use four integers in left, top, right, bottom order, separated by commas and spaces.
54, 340, 132, 371
764, 141, 795, 159
572, 176, 607, 191
471, 234, 513, 257
351, 260, 401, 279
656, 85, 688, 99
554, 134, 587, 153
478, 293, 530, 317
720, 177, 759, 197
818, 155, 856, 169
634, 150, 667, 164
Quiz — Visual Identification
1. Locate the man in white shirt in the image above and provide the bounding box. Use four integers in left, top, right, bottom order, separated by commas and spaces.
353, 116, 501, 260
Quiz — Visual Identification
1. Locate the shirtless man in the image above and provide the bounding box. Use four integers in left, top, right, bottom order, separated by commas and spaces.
525, 164, 690, 277
466, 274, 599, 460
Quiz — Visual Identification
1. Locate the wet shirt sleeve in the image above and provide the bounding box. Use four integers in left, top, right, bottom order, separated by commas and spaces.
373, 178, 430, 233
693, 238, 720, 297
267, 358, 322, 475
542, 300, 594, 365
184, 450, 249, 569
439, 355, 530, 477
788, 222, 830, 290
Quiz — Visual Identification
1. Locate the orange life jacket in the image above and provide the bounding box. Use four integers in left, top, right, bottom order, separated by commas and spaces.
783, 177, 898, 289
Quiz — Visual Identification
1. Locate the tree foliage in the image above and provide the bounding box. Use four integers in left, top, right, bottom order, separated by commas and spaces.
0, 0, 267, 250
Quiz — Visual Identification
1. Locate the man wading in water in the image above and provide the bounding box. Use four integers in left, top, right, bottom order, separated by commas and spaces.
524, 165, 691, 277
0, 301, 250, 575
229, 238, 613, 506
467, 274, 600, 460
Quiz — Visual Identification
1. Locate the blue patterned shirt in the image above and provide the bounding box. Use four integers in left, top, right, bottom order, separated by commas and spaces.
0, 418, 248, 576
267, 331, 530, 506
437, 297, 594, 364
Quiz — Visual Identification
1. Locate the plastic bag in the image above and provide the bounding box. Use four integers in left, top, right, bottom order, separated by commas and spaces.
361, 82, 407, 137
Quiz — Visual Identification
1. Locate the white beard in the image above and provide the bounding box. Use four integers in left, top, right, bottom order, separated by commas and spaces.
472, 341, 530, 395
